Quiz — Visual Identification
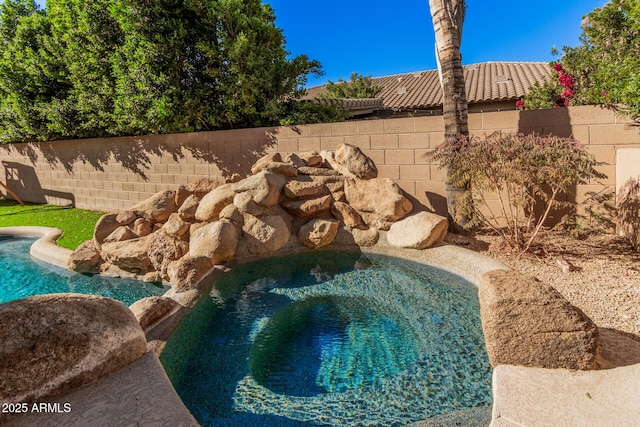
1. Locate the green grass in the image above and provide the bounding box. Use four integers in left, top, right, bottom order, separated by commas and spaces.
0, 199, 105, 250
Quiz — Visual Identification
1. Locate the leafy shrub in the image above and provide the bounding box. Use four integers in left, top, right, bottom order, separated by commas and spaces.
428, 132, 606, 253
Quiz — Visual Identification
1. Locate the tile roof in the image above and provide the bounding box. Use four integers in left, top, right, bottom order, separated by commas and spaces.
305, 62, 552, 111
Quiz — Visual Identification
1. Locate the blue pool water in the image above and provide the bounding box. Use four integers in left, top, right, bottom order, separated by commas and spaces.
161, 252, 493, 426
0, 237, 167, 306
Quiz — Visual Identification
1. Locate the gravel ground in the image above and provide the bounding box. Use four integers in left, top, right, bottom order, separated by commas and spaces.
445, 230, 640, 338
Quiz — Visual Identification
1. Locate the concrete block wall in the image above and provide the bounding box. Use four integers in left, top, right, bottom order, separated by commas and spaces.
1, 106, 638, 224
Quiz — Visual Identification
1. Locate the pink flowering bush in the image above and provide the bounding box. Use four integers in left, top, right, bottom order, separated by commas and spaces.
520, 62, 577, 110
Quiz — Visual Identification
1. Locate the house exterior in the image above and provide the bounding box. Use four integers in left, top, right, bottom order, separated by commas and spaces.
305, 61, 552, 118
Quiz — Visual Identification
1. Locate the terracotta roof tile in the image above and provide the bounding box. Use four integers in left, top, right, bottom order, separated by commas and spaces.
305, 61, 552, 111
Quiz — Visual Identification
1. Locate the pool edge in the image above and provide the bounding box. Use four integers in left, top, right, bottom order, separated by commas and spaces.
0, 226, 72, 270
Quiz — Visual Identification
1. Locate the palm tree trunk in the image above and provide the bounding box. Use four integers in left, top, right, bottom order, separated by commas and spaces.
428, 0, 470, 231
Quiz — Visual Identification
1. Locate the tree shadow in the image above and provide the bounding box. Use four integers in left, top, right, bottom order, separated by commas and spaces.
0, 128, 280, 183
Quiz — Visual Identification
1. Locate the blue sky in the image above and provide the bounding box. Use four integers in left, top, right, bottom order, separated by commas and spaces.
35, 0, 608, 87
265, 0, 608, 86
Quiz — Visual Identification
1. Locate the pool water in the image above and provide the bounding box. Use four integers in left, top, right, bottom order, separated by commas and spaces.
0, 237, 167, 306
161, 252, 492, 426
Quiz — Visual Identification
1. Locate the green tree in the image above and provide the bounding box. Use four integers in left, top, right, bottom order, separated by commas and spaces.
0, 0, 69, 143
0, 0, 326, 141
526, 1, 640, 118
321, 72, 382, 99
46, 0, 122, 137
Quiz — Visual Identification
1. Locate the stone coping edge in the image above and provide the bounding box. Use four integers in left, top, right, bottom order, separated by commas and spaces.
0, 226, 72, 269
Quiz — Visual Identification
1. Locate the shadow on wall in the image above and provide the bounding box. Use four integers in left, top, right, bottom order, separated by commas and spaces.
518, 108, 576, 227
1, 161, 76, 207
0, 128, 279, 182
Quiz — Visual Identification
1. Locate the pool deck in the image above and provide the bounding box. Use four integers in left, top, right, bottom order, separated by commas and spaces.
2, 226, 639, 426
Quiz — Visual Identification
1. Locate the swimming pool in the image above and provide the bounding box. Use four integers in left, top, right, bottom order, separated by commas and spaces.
0, 237, 167, 305
161, 251, 492, 426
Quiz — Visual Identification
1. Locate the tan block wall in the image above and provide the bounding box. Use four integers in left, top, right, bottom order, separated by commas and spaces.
1, 106, 638, 224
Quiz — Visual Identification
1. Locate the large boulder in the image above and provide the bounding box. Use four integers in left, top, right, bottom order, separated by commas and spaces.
130, 190, 177, 222
298, 218, 340, 249
147, 231, 189, 279
242, 214, 291, 255
195, 184, 236, 222
479, 270, 599, 370
100, 235, 154, 274
68, 240, 103, 273
189, 220, 239, 264
345, 177, 412, 226
0, 294, 147, 405
386, 211, 448, 249
328, 143, 378, 179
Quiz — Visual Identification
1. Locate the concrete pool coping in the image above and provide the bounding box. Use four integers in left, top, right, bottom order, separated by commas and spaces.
1, 226, 639, 426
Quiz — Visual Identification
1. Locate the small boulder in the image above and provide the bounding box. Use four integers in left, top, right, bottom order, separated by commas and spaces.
263, 162, 298, 177
479, 270, 599, 370
297, 166, 340, 176
330, 143, 378, 179
115, 210, 137, 226
298, 151, 324, 167
234, 191, 268, 216
232, 170, 285, 208
129, 296, 181, 331
167, 255, 214, 292
103, 226, 138, 243
175, 184, 192, 208
331, 201, 367, 229
147, 232, 189, 279
195, 184, 236, 222
130, 190, 177, 222
298, 218, 340, 248
0, 294, 147, 404
350, 227, 380, 246
177, 194, 200, 221
386, 211, 448, 249
184, 178, 221, 198
162, 213, 191, 240
189, 220, 239, 264
285, 153, 306, 168
93, 213, 120, 246
333, 226, 380, 247
281, 194, 332, 218
132, 217, 153, 237
242, 214, 291, 255
68, 240, 103, 273
250, 152, 282, 175
283, 179, 328, 200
